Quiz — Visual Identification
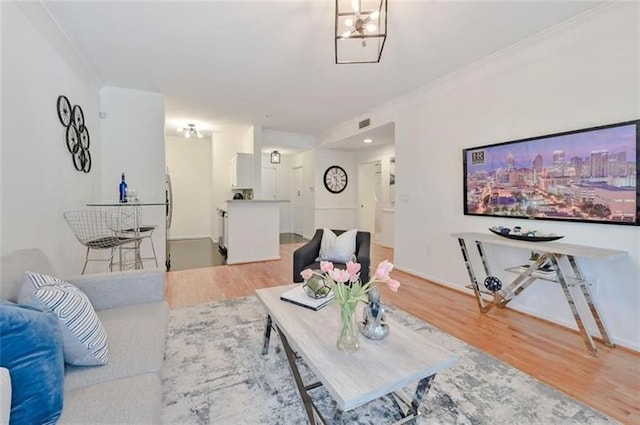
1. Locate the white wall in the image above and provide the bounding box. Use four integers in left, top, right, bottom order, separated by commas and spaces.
314, 149, 357, 231
166, 136, 211, 239
99, 87, 166, 269
1, 2, 101, 275
262, 128, 316, 151
318, 4, 640, 349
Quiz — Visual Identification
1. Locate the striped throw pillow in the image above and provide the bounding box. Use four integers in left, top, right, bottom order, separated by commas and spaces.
19, 272, 108, 366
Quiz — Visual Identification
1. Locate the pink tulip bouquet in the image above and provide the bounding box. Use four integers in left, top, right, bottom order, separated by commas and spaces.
300, 260, 400, 306
300, 260, 400, 352
301, 260, 400, 351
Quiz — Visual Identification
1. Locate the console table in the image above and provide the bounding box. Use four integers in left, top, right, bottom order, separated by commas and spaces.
451, 232, 627, 356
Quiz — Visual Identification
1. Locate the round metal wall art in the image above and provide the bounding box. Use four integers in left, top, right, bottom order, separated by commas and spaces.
57, 95, 91, 173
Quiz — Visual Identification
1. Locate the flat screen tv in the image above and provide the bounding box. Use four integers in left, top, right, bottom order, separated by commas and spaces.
463, 120, 639, 226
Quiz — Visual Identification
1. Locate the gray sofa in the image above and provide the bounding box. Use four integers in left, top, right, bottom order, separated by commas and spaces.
0, 249, 169, 424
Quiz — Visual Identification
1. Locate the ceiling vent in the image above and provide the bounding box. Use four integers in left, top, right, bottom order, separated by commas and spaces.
358, 118, 371, 129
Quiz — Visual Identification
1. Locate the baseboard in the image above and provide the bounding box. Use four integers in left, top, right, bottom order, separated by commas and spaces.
226, 255, 281, 265
168, 235, 214, 242
394, 265, 640, 353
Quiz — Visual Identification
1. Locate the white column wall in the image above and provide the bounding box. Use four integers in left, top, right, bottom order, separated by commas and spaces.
99, 87, 166, 270
318, 4, 640, 349
1, 3, 101, 275
166, 136, 212, 240
211, 127, 251, 241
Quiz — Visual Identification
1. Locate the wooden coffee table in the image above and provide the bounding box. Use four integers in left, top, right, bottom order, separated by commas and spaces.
256, 285, 457, 424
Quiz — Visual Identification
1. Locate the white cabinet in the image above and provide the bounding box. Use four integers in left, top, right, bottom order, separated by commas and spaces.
231, 153, 253, 189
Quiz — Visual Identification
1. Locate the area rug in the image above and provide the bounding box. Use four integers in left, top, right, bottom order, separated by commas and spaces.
161, 296, 616, 424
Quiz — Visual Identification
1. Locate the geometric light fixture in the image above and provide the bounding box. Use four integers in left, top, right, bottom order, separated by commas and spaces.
335, 0, 387, 64
178, 123, 202, 138
270, 150, 281, 164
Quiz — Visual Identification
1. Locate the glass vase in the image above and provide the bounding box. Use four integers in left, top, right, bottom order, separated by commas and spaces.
337, 304, 359, 352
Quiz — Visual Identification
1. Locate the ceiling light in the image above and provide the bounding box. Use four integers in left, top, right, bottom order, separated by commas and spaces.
335, 0, 387, 64
179, 123, 202, 139
270, 151, 281, 164
363, 138, 373, 144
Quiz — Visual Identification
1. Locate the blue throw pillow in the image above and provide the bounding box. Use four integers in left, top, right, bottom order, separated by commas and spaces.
0, 301, 64, 425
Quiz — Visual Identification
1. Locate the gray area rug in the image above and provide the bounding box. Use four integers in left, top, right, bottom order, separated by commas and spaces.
161, 296, 616, 424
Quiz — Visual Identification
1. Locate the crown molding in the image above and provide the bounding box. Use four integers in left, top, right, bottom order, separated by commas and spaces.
320, 2, 628, 143
15, 1, 103, 91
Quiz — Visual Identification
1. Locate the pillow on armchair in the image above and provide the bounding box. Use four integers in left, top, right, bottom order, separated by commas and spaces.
294, 229, 370, 283
316, 228, 357, 263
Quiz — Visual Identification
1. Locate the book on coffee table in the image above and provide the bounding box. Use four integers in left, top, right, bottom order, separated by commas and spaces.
280, 285, 335, 311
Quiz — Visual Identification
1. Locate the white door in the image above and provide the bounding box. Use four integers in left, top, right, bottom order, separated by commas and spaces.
292, 166, 304, 236
357, 162, 376, 233
262, 167, 278, 199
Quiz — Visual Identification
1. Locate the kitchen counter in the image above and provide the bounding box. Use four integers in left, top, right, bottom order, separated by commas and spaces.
225, 199, 290, 203
224, 200, 283, 264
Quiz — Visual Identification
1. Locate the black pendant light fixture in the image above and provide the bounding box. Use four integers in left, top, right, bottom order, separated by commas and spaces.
335, 0, 387, 64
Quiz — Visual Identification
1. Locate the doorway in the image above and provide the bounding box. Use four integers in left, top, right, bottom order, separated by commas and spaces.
292, 166, 304, 236
357, 162, 377, 234
262, 166, 278, 200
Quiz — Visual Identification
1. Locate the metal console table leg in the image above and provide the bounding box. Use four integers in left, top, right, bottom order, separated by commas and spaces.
567, 255, 615, 348
456, 236, 615, 357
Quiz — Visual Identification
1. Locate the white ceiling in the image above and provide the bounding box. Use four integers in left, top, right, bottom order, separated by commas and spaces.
44, 1, 603, 144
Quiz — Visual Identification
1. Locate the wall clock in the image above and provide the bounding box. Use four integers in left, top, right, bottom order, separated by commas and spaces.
323, 165, 348, 194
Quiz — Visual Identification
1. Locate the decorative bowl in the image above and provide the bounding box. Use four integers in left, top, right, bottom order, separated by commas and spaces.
489, 226, 564, 242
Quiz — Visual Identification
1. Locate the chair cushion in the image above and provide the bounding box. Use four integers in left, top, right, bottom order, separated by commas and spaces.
316, 228, 357, 263
19, 272, 109, 366
0, 301, 64, 425
64, 301, 169, 391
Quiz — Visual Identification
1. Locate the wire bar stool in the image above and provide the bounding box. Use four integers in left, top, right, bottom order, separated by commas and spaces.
114, 208, 159, 268
64, 209, 143, 274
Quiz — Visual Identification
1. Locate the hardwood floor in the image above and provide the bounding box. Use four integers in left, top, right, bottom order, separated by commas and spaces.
165, 243, 640, 424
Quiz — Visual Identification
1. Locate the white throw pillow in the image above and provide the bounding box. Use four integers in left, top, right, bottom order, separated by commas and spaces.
0, 368, 10, 425
19, 272, 108, 366
316, 229, 357, 264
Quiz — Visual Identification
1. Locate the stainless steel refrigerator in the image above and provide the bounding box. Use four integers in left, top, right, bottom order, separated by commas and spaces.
165, 173, 173, 270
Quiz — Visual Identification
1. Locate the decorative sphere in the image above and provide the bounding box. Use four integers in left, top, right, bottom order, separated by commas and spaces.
484, 276, 502, 292
303, 274, 331, 299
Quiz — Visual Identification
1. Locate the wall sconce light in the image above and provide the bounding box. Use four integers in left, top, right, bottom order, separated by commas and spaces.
270, 151, 281, 164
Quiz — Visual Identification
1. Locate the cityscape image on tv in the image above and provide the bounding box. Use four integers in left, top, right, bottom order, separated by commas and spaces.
464, 123, 638, 224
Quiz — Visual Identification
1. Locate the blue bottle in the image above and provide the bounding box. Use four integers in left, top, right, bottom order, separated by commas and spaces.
119, 173, 128, 203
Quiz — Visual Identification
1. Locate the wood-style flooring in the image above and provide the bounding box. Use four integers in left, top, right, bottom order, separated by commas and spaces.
165, 243, 640, 424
